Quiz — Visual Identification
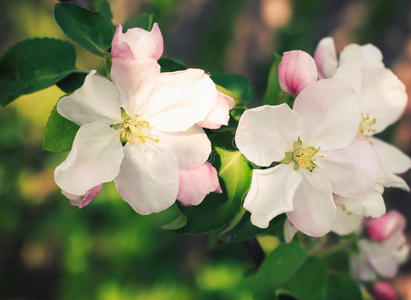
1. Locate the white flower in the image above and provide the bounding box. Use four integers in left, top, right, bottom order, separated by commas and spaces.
235, 79, 381, 236
54, 69, 217, 214
315, 37, 411, 191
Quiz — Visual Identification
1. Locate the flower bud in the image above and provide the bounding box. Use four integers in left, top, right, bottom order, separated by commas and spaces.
111, 23, 163, 61
278, 50, 318, 94
374, 281, 397, 300
367, 211, 406, 242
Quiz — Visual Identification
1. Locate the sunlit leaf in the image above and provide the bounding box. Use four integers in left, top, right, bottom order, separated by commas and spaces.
0, 38, 78, 106
55, 2, 115, 56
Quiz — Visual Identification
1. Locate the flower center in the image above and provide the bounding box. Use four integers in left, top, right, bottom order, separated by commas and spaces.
111, 109, 159, 145
281, 137, 322, 171
358, 113, 376, 139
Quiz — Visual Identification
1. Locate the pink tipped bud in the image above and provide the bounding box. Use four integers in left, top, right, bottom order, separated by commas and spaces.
374, 281, 397, 300
367, 211, 406, 242
278, 50, 318, 94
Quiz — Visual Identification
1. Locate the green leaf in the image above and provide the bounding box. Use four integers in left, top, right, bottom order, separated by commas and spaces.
280, 257, 327, 299
92, 0, 113, 22
161, 214, 187, 230
220, 213, 286, 243
123, 13, 155, 31
178, 147, 252, 234
56, 71, 87, 93
314, 274, 363, 300
43, 104, 79, 152
0, 38, 79, 106
158, 57, 187, 72
55, 2, 115, 56
245, 242, 327, 299
211, 72, 254, 104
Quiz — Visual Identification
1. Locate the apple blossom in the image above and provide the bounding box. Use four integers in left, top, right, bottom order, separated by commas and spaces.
278, 50, 318, 94
351, 211, 409, 280
235, 79, 381, 236
55, 67, 218, 214
110, 23, 229, 205
315, 37, 410, 191
374, 281, 397, 300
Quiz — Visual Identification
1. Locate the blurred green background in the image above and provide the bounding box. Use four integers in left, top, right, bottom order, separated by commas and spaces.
1, 0, 411, 299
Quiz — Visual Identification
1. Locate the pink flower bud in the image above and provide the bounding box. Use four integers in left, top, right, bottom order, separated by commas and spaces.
367, 211, 406, 242
374, 281, 397, 300
111, 23, 163, 61
278, 50, 318, 94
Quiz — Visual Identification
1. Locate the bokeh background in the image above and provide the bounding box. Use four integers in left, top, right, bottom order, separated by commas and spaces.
1, 0, 411, 299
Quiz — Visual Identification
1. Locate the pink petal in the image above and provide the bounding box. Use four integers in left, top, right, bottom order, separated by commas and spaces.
367, 211, 406, 242
314, 37, 338, 78
177, 162, 222, 206
278, 50, 318, 94
111, 23, 164, 61
62, 184, 103, 209
374, 281, 397, 300
197, 91, 234, 129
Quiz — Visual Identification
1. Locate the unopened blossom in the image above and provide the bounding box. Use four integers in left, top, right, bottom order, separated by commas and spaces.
55, 66, 218, 213
278, 50, 318, 94
110, 23, 228, 205
235, 79, 381, 236
374, 281, 397, 300
367, 211, 406, 242
315, 37, 410, 190
351, 211, 409, 280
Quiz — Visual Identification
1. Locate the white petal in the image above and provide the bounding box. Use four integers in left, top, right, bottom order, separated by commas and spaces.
360, 240, 399, 278
111, 58, 160, 116
159, 126, 211, 169
57, 71, 122, 125
293, 79, 360, 150
359, 68, 407, 133
114, 142, 179, 215
136, 69, 218, 132
318, 136, 381, 198
359, 44, 384, 68
284, 219, 298, 243
54, 122, 124, 195
314, 37, 338, 78
339, 43, 384, 69
371, 137, 411, 175
235, 104, 303, 166
334, 191, 386, 218
287, 170, 336, 237
379, 172, 410, 192
333, 205, 363, 236
244, 164, 302, 228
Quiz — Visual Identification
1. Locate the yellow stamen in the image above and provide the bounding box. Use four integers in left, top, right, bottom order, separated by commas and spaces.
111, 110, 159, 145
281, 137, 321, 172
358, 113, 376, 141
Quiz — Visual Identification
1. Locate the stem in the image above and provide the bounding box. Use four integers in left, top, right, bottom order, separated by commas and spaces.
242, 237, 265, 268
315, 236, 357, 258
